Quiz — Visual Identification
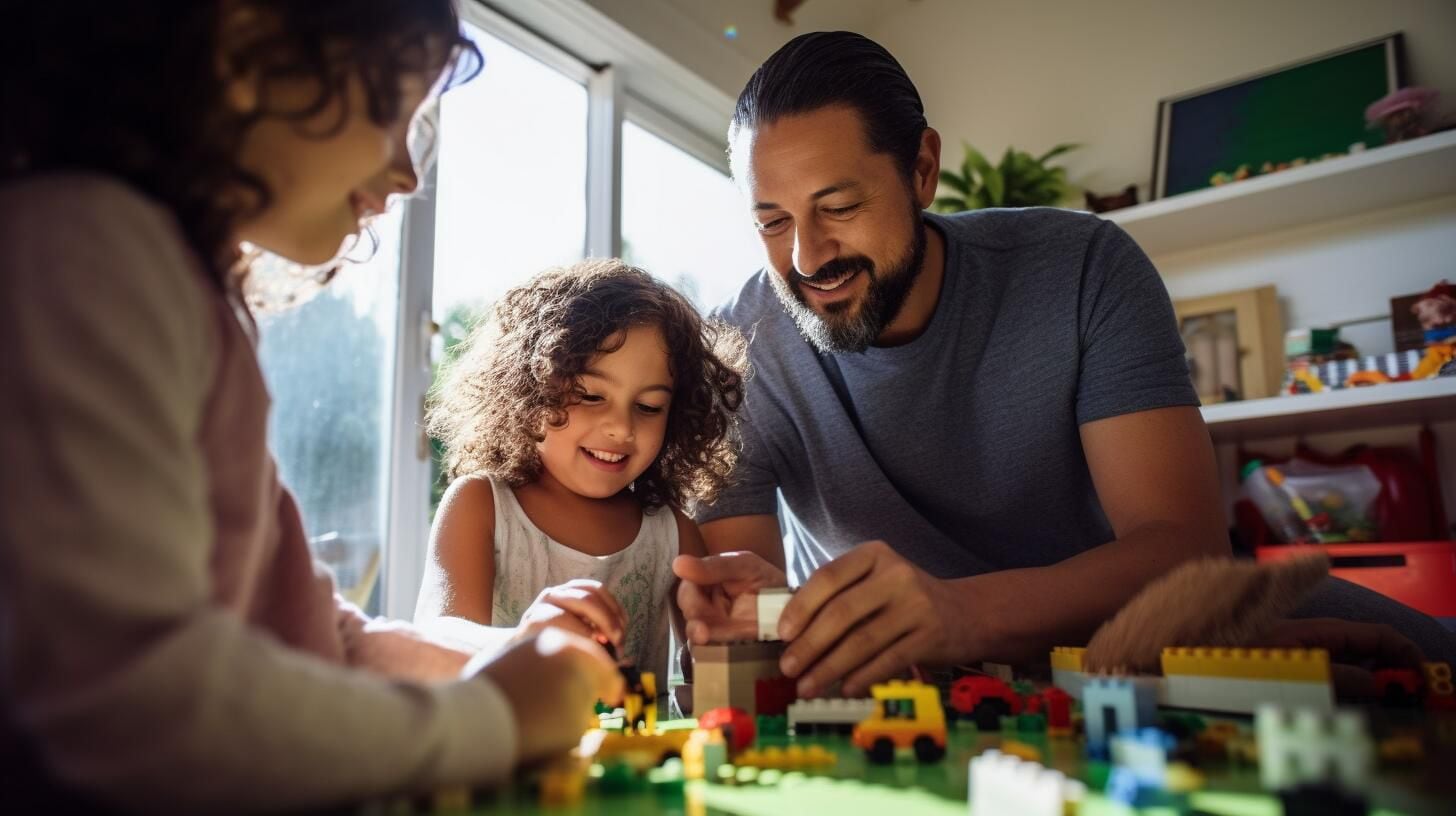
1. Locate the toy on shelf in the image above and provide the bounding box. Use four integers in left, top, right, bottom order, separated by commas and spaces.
851, 680, 947, 764
1244, 461, 1380, 544
968, 749, 1086, 816
1366, 87, 1440, 144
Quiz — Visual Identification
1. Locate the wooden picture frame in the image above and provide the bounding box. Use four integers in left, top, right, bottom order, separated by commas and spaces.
1175, 286, 1284, 403
1152, 33, 1404, 200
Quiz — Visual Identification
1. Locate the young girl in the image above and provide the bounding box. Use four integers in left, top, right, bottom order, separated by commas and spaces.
0, 3, 619, 812
416, 260, 747, 683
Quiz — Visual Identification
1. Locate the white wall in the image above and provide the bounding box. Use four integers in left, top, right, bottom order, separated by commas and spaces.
873, 0, 1456, 200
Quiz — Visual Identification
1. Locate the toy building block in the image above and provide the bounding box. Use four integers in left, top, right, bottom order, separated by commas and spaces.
1038, 687, 1074, 735
697, 707, 756, 754
968, 749, 1086, 816
596, 728, 694, 770
754, 674, 797, 716
1110, 727, 1174, 788
756, 587, 792, 641
786, 697, 875, 735
1082, 677, 1159, 756
1424, 661, 1455, 710
732, 744, 836, 771
946, 674, 1023, 730
692, 641, 787, 714
1372, 668, 1421, 707
851, 680, 947, 764
1161, 647, 1333, 714
998, 739, 1042, 762
1050, 646, 1090, 697
1255, 704, 1372, 793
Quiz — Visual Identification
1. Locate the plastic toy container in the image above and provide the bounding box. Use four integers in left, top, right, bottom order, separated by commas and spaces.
1257, 542, 1456, 627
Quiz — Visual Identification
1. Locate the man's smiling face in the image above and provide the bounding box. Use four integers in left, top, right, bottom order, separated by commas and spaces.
735, 104, 926, 354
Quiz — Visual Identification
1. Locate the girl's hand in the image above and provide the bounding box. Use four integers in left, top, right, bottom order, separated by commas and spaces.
514, 579, 628, 649
469, 628, 625, 765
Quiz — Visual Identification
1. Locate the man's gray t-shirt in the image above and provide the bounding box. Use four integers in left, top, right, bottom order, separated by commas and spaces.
697, 208, 1199, 586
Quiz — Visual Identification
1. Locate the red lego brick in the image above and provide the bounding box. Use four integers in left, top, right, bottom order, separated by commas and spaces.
754, 675, 798, 717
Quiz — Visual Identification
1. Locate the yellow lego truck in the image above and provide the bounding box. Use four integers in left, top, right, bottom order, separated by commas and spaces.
851, 680, 947, 764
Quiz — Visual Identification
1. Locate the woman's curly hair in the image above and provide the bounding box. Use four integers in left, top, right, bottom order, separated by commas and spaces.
430, 259, 748, 511
1, 1, 480, 287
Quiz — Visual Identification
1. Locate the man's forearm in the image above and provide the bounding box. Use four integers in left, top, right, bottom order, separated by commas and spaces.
956, 521, 1229, 664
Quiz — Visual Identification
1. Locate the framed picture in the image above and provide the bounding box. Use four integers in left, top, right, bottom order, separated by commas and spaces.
1152, 34, 1404, 200
1175, 286, 1284, 403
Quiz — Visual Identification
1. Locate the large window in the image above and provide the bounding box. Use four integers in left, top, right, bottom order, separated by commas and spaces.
433, 25, 589, 338
621, 120, 764, 312
255, 211, 404, 614
252, 6, 753, 618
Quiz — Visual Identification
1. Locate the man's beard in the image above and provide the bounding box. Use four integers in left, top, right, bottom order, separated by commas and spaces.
770, 214, 928, 354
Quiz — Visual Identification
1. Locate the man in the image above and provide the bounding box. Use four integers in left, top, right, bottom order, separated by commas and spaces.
675, 31, 1453, 700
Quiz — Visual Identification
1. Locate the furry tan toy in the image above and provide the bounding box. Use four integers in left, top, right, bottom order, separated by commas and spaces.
1083, 552, 1331, 674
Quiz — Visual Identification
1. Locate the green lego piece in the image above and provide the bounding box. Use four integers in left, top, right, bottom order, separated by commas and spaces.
756, 713, 788, 738
1016, 712, 1047, 732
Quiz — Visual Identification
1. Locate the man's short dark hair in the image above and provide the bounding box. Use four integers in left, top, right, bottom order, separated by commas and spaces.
729, 31, 927, 179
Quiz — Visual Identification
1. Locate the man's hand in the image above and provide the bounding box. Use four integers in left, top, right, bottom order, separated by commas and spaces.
513, 579, 627, 648
778, 540, 973, 698
673, 551, 787, 644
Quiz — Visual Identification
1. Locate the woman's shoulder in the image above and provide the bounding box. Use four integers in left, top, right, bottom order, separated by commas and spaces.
0, 172, 181, 239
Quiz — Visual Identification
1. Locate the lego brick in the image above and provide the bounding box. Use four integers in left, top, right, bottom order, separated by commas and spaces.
968, 749, 1086, 816
693, 641, 787, 714
1110, 728, 1174, 787
1163, 674, 1333, 715
754, 675, 797, 716
1255, 705, 1372, 792
1050, 646, 1086, 672
1160, 647, 1331, 683
1082, 676, 1160, 753
756, 588, 792, 641
786, 697, 876, 733
1050, 667, 1089, 699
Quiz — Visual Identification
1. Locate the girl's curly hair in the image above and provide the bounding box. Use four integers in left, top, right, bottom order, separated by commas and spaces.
1, 1, 480, 286
430, 259, 748, 511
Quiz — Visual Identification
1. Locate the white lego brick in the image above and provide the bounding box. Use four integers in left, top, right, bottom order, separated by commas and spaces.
1051, 667, 1089, 698
969, 749, 1084, 816
757, 588, 792, 641
787, 697, 875, 732
1163, 675, 1333, 715
1256, 705, 1372, 791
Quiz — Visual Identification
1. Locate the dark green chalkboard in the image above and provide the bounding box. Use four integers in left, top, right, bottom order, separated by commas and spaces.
1153, 34, 1403, 199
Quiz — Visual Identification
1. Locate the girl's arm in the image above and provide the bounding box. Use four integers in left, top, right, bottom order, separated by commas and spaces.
414, 476, 625, 649
412, 476, 517, 653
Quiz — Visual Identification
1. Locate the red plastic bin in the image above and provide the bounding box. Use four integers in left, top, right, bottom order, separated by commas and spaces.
1256, 542, 1456, 621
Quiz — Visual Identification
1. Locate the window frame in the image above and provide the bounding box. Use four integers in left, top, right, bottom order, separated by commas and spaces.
380, 0, 737, 618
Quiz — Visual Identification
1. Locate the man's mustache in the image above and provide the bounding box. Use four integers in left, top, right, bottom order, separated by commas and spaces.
792, 256, 875, 284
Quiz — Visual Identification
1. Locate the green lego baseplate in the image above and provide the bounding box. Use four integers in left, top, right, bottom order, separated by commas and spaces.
359, 700, 1453, 816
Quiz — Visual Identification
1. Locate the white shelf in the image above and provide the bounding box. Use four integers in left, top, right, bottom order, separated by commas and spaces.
1104, 130, 1456, 257
1201, 377, 1456, 444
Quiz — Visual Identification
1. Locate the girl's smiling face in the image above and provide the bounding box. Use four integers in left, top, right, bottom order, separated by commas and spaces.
231, 69, 437, 265
536, 324, 674, 500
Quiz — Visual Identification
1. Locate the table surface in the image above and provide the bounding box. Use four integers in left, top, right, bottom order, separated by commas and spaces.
373, 708, 1453, 816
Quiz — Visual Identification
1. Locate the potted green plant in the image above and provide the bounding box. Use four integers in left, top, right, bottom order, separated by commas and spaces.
934, 142, 1078, 211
